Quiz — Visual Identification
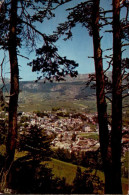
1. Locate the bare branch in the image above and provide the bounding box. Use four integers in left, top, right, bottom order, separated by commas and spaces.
17, 54, 29, 60
105, 96, 112, 103
21, 20, 48, 44
122, 72, 129, 80
122, 85, 129, 92
105, 54, 113, 59
51, 0, 73, 10
0, 54, 8, 93
122, 93, 129, 99
122, 43, 129, 47
100, 10, 113, 14
88, 56, 94, 59
104, 59, 112, 73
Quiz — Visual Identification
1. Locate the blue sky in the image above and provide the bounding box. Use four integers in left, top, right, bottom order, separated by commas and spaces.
19, 0, 95, 81
18, 23, 94, 81
1, 0, 129, 81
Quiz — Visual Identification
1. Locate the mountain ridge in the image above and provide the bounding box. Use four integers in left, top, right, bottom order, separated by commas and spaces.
0, 72, 111, 101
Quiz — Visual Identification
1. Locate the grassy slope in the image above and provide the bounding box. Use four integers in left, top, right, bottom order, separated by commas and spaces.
44, 158, 128, 194
43, 158, 104, 184
18, 92, 97, 113
80, 132, 99, 140
0, 144, 128, 194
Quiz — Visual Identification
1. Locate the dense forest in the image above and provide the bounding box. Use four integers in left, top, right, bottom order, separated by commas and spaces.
0, 0, 128, 194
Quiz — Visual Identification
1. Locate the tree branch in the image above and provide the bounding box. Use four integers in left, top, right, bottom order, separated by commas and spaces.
105, 95, 112, 103
17, 53, 29, 60
0, 54, 8, 93
122, 93, 129, 99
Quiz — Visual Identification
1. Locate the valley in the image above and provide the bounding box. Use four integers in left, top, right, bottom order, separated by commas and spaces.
0, 73, 128, 194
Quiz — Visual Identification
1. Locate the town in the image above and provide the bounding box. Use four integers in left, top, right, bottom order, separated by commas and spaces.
0, 110, 128, 156
18, 111, 100, 153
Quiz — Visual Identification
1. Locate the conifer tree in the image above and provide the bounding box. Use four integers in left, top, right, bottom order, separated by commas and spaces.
0, 0, 77, 190
51, 0, 129, 193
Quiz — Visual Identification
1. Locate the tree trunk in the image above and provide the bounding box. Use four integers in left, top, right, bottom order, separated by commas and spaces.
5, 0, 19, 183
92, 0, 112, 193
0, 0, 18, 191
111, 0, 122, 193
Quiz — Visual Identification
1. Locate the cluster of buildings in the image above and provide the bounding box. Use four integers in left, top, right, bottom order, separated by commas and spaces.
17, 111, 100, 153
0, 110, 128, 154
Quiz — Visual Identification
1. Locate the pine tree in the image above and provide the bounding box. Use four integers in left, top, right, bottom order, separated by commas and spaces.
19, 125, 52, 162
51, 0, 129, 193
0, 0, 78, 190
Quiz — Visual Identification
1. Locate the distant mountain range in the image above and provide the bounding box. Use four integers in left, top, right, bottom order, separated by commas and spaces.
0, 72, 112, 100
19, 74, 95, 100
0, 74, 94, 100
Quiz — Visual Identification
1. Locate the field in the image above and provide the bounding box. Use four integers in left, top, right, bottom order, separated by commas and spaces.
18, 91, 129, 127
18, 91, 97, 113
80, 132, 99, 140
43, 158, 104, 184
44, 158, 128, 194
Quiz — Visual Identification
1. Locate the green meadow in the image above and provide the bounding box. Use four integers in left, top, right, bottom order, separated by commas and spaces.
0, 144, 128, 194
44, 158, 128, 194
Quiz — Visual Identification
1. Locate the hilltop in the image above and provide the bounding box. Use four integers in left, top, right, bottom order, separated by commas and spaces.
0, 73, 113, 112
1, 74, 95, 100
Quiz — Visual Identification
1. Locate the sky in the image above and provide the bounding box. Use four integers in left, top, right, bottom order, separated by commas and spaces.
1, 0, 129, 81
19, 0, 95, 81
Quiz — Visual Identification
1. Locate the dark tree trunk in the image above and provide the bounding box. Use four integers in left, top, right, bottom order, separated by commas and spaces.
0, 0, 19, 191
0, 88, 5, 108
92, 0, 112, 193
111, 0, 122, 193
6, 0, 19, 177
